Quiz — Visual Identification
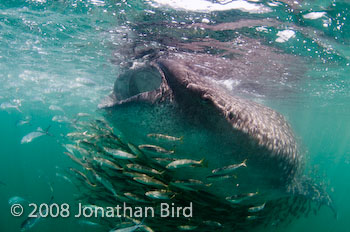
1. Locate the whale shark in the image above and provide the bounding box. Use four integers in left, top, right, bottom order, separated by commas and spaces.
79, 12, 337, 229
98, 32, 333, 211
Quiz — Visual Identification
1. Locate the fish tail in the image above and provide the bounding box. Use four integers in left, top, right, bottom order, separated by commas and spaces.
44, 125, 54, 137
159, 170, 166, 175
136, 217, 145, 226
48, 181, 54, 204
48, 194, 54, 205
179, 136, 184, 142
48, 182, 54, 194
242, 159, 248, 167
15, 106, 22, 113
72, 116, 80, 125
45, 125, 51, 132
200, 158, 208, 168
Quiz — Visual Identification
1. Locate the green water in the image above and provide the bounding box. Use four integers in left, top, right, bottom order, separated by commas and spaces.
1, 0, 350, 231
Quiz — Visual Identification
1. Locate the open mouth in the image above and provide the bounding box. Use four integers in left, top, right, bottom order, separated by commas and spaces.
114, 66, 163, 102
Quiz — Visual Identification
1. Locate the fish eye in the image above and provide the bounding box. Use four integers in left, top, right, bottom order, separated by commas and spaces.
114, 66, 162, 100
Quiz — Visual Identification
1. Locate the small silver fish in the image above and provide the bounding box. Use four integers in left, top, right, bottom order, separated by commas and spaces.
16, 116, 31, 126
49, 105, 64, 112
21, 127, 50, 144
16, 120, 30, 126
78, 220, 101, 227
124, 193, 150, 203
225, 192, 259, 204
177, 225, 198, 230
104, 148, 137, 159
123, 171, 147, 179
63, 144, 89, 156
248, 202, 266, 213
0, 102, 21, 112
211, 159, 247, 175
133, 175, 167, 188
55, 173, 73, 184
206, 173, 237, 181
66, 131, 87, 138
76, 77, 96, 86
166, 159, 207, 169
52, 115, 70, 123
21, 196, 53, 231
21, 131, 45, 144
110, 220, 144, 232
147, 133, 183, 142
94, 157, 123, 171
63, 144, 76, 154
145, 190, 174, 200
138, 144, 174, 155
94, 118, 114, 131
94, 173, 118, 196
21, 211, 43, 231
170, 182, 196, 191
202, 220, 223, 227
127, 143, 143, 157
173, 179, 212, 188
77, 140, 97, 151
126, 164, 163, 175
8, 196, 27, 205
63, 151, 88, 169
140, 225, 155, 232
153, 157, 176, 166
77, 112, 90, 117
246, 215, 258, 220
70, 168, 96, 188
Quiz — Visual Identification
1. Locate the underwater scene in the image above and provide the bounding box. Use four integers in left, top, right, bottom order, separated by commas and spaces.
1, 0, 350, 231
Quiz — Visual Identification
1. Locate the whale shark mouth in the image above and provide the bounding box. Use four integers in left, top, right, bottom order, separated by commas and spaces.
112, 66, 163, 103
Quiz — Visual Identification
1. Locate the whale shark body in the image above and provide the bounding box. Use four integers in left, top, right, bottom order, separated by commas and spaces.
99, 34, 333, 210
75, 14, 335, 230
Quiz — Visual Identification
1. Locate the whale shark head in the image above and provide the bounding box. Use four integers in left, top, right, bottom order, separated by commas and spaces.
99, 49, 307, 201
